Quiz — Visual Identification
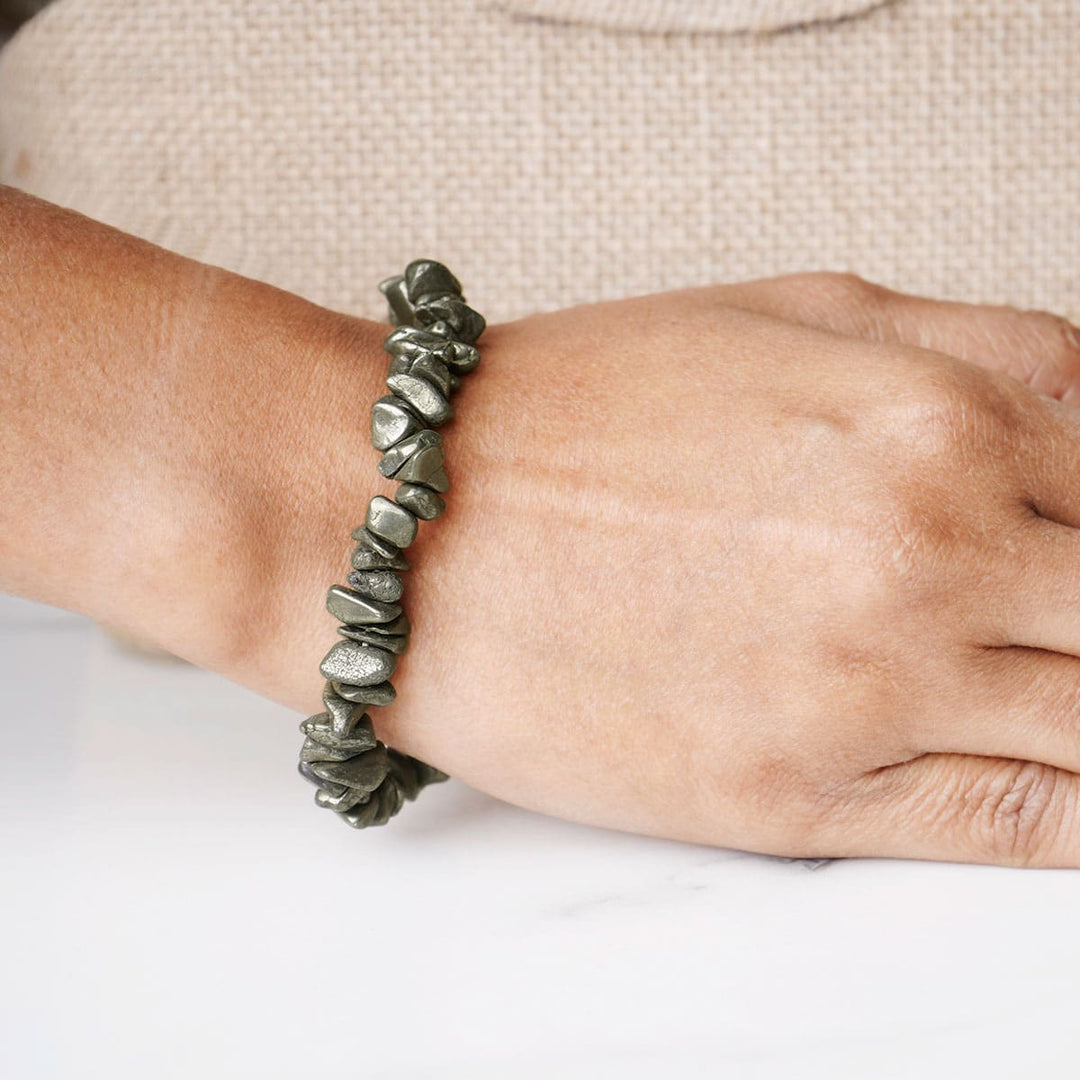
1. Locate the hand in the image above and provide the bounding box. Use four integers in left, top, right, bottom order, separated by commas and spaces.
277, 273, 1080, 867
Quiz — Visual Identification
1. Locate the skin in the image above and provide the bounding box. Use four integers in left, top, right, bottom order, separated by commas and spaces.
4, 184, 1080, 867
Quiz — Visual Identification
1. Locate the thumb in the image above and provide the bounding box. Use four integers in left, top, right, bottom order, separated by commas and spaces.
715, 272, 1080, 405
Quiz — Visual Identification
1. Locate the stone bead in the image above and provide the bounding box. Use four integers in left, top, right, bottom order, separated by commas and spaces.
350, 543, 410, 572
326, 584, 402, 626
395, 482, 446, 521
322, 685, 365, 737
395, 446, 446, 486
418, 465, 449, 494
386, 372, 453, 426
300, 736, 358, 765
307, 743, 390, 793
298, 759, 343, 794
319, 640, 397, 687
350, 525, 401, 560
414, 296, 486, 343
443, 340, 480, 374
333, 680, 397, 706
337, 624, 409, 654
371, 394, 422, 451
315, 783, 378, 815
366, 494, 418, 549
345, 568, 404, 603
378, 275, 414, 326
341, 783, 405, 828
356, 611, 410, 637
407, 353, 452, 397
301, 711, 377, 753
378, 428, 442, 479
382, 326, 446, 360
404, 259, 463, 304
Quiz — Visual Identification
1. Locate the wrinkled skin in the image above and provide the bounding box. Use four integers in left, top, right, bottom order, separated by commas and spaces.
237, 273, 1080, 867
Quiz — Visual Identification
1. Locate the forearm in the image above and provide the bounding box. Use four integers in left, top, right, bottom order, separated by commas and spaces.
0, 185, 387, 708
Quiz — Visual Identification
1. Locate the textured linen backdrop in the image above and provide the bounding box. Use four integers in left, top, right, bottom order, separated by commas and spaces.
0, 0, 1076, 325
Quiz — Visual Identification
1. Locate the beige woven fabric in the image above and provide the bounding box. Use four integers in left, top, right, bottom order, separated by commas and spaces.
0, 0, 1076, 324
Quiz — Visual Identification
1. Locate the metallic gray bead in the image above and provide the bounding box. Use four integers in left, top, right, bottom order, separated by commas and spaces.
300, 735, 359, 765
378, 428, 442, 479
382, 326, 446, 361
443, 340, 480, 374
341, 781, 404, 828
301, 711, 377, 753
345, 568, 404, 603
395, 482, 446, 521
337, 624, 409, 654
447, 372, 462, 393
320, 640, 397, 687
349, 526, 401, 560
356, 611, 410, 637
378, 275, 415, 326
326, 584, 402, 626
350, 542, 410, 572
333, 679, 396, 706
298, 759, 344, 795
414, 296, 485, 344
366, 495, 418, 549
371, 394, 422, 451
422, 319, 455, 340
321, 684, 366, 737
394, 445, 446, 486
386, 372, 453, 426
404, 259, 463, 304
407, 353, 452, 397
417, 465, 449, 494
315, 781, 382, 814
307, 743, 390, 793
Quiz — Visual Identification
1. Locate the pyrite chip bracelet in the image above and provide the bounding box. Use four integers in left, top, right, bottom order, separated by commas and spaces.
296, 259, 485, 828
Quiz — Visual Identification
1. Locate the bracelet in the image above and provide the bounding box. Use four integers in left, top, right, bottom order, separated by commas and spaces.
296, 259, 486, 828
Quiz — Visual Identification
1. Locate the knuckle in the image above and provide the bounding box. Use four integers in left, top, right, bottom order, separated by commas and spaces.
964, 760, 1067, 866
888, 360, 1023, 469
804, 272, 891, 315
1016, 309, 1080, 360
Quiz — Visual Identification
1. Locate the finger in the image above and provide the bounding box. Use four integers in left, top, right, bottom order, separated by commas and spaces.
815, 752, 1079, 867
1018, 392, 1080, 529
987, 516, 1080, 656
716, 272, 1080, 403
915, 645, 1080, 779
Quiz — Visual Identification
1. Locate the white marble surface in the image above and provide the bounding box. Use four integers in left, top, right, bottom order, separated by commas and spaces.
2, 592, 1079, 1078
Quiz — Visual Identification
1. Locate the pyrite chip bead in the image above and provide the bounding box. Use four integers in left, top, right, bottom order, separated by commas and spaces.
412, 295, 486, 344
378, 275, 415, 326
337, 623, 409, 655
350, 525, 401, 561
326, 584, 402, 626
333, 680, 397, 706
404, 259, 464, 305
322, 684, 366, 736
395, 482, 446, 521
345, 568, 404, 603
301, 710, 377, 754
355, 610, 410, 637
407, 353, 453, 397
307, 742, 391, 794
378, 428, 443, 480
418, 465, 449, 494
366, 494, 418, 549
350, 542, 410, 572
320, 640, 397, 687
382, 329, 479, 374
371, 394, 422, 451
386, 372, 453, 426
